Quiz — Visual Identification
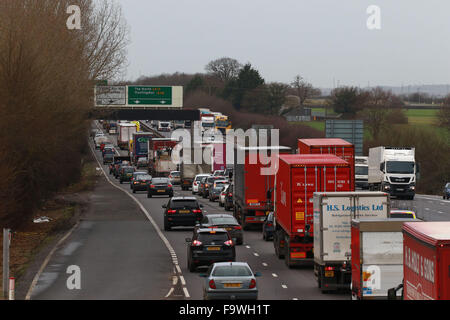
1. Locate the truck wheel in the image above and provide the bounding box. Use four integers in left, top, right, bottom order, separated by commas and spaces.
285, 240, 293, 269
274, 231, 285, 259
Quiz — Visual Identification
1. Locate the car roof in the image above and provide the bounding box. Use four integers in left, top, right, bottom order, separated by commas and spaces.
134, 171, 147, 174
206, 214, 236, 219
213, 262, 250, 268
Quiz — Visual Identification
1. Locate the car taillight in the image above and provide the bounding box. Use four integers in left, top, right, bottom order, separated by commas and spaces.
167, 210, 176, 214
209, 279, 216, 289
192, 240, 202, 246
249, 279, 256, 289
150, 185, 155, 188
192, 209, 202, 214
234, 226, 242, 230
267, 223, 273, 227
168, 184, 172, 188
325, 266, 335, 271
224, 240, 234, 246
194, 182, 198, 186
228, 193, 232, 197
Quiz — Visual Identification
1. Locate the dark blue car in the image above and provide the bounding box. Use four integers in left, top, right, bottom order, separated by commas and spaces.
262, 212, 274, 241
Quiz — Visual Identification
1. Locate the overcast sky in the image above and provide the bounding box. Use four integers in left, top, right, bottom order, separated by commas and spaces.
116, 0, 450, 88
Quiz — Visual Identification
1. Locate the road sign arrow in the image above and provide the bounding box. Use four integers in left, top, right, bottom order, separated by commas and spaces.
135, 100, 140, 104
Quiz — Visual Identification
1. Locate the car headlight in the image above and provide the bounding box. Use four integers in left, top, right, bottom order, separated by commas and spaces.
410, 186, 415, 190
384, 185, 390, 190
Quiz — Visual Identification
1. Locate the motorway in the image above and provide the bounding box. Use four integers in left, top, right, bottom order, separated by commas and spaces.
29, 121, 450, 300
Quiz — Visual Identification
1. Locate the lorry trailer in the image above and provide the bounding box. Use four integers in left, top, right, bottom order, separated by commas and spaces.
273, 154, 352, 268
313, 192, 390, 293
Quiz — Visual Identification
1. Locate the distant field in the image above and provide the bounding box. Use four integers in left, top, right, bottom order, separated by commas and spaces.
293, 108, 447, 143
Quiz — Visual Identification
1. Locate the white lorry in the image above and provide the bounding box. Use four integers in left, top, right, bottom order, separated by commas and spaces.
368, 147, 418, 200
118, 123, 137, 150
313, 191, 390, 293
355, 156, 369, 190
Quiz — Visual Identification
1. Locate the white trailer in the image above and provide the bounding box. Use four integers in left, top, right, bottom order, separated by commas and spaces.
313, 191, 390, 293
355, 156, 369, 189
118, 123, 137, 150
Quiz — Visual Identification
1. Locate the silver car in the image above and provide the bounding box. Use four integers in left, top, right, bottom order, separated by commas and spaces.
200, 262, 261, 300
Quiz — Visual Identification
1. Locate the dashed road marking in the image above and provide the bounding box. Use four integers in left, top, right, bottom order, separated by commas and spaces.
253, 252, 259, 257
246, 245, 251, 249
262, 262, 268, 267
282, 284, 288, 289
272, 273, 278, 278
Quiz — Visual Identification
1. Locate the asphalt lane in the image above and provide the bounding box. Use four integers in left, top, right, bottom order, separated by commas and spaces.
95, 124, 348, 300
31, 165, 173, 300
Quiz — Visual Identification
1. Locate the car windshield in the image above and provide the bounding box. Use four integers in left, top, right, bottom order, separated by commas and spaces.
209, 217, 238, 225
137, 175, 152, 180
355, 166, 368, 175
123, 168, 134, 173
446, 183, 450, 188
152, 178, 169, 184
212, 265, 252, 277
198, 232, 228, 243
386, 161, 415, 174
171, 172, 180, 177
170, 200, 198, 209
196, 176, 208, 181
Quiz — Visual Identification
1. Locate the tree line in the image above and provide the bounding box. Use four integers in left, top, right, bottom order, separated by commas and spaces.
0, 0, 129, 228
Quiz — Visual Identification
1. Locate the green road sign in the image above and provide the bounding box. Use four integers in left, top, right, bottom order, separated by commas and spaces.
128, 86, 172, 106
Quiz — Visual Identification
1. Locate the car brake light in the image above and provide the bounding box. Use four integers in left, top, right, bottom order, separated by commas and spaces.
228, 193, 232, 197
167, 210, 176, 214
150, 185, 155, 188
194, 182, 197, 186
192, 209, 202, 213
249, 279, 256, 289
234, 226, 242, 230
224, 240, 234, 246
209, 279, 216, 289
267, 223, 273, 227
325, 266, 335, 271
168, 184, 172, 188
192, 240, 202, 246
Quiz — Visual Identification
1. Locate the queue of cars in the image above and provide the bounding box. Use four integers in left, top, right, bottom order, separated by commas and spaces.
95, 125, 259, 300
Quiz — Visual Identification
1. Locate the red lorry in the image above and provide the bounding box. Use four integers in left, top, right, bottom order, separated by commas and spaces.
233, 146, 291, 230
401, 222, 450, 300
273, 154, 352, 268
147, 138, 179, 177
298, 138, 355, 191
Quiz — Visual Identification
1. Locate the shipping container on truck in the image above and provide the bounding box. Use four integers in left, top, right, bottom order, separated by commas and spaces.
233, 146, 292, 230
131, 132, 155, 165
401, 222, 450, 300
179, 143, 213, 191
147, 138, 179, 177
298, 138, 355, 191
118, 123, 137, 150
314, 192, 390, 293
351, 219, 414, 300
273, 154, 352, 268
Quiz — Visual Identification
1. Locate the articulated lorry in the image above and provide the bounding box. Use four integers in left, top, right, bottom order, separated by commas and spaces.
298, 138, 355, 190
355, 156, 369, 189
179, 143, 213, 191
273, 154, 352, 268
147, 138, 179, 177
130, 132, 156, 165
313, 192, 390, 293
401, 222, 450, 300
368, 147, 418, 200
233, 146, 291, 230
351, 218, 414, 300
118, 123, 137, 150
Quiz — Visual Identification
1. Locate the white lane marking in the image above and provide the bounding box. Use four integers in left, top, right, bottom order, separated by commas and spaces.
165, 287, 174, 298
293, 298, 299, 300
262, 263, 268, 267
253, 252, 259, 257
172, 276, 178, 286
179, 276, 186, 286
26, 221, 80, 300
282, 284, 288, 289
245, 245, 251, 249
89, 142, 190, 299
272, 273, 278, 278
425, 208, 430, 211
438, 211, 444, 214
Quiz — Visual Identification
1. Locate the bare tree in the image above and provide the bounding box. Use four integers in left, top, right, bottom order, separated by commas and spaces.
205, 57, 242, 82
291, 75, 314, 105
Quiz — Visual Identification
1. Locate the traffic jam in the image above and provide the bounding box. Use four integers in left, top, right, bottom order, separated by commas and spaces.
91, 118, 450, 301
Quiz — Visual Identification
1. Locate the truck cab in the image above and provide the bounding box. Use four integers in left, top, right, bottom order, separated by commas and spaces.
355, 156, 369, 190
368, 147, 418, 200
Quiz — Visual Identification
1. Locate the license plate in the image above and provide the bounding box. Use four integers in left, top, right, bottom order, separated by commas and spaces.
225, 228, 232, 231
397, 188, 404, 191
179, 210, 190, 214
127, 174, 132, 177
224, 283, 241, 288
157, 190, 165, 193
207, 247, 221, 251
325, 271, 334, 277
